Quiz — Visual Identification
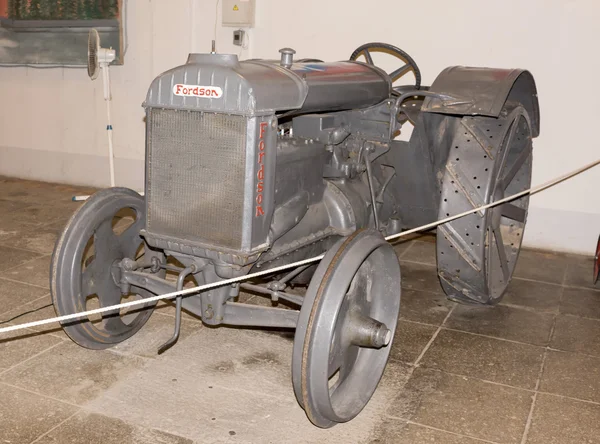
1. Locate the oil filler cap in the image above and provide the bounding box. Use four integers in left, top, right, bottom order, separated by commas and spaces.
279, 47, 296, 68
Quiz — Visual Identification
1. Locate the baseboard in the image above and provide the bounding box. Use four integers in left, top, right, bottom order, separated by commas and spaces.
1, 146, 598, 255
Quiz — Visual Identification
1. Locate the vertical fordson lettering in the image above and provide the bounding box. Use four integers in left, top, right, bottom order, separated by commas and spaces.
256, 121, 268, 217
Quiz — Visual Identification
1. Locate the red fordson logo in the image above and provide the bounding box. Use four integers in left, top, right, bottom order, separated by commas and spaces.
255, 122, 268, 217
172, 84, 223, 98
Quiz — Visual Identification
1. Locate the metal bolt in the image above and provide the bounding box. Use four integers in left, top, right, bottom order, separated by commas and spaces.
150, 257, 161, 273
204, 308, 214, 319
279, 47, 296, 68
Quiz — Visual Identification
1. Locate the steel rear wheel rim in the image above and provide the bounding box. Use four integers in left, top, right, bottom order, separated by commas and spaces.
437, 106, 533, 304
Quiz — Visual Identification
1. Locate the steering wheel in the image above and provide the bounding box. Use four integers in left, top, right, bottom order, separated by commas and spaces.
349, 42, 421, 90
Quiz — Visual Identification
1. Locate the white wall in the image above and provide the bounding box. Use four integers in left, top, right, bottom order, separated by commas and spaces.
0, 0, 599, 255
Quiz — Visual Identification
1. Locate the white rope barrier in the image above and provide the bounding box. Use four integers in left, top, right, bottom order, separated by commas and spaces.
1, 158, 598, 336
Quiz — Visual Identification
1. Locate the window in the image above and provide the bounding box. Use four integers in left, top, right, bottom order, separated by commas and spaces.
0, 0, 123, 65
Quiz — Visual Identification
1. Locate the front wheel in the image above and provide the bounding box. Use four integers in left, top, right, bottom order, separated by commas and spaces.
51, 187, 164, 349
292, 229, 401, 428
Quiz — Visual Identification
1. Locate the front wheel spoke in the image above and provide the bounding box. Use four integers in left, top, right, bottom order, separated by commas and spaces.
493, 227, 510, 281
102, 316, 126, 333
363, 49, 374, 65
339, 345, 358, 379
80, 265, 97, 297
96, 284, 123, 311
328, 351, 343, 378
500, 203, 526, 223
389, 64, 410, 81
119, 216, 145, 257
94, 219, 118, 262
502, 141, 532, 189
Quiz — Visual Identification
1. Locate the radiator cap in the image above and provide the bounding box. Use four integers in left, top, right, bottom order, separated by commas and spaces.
186, 53, 240, 67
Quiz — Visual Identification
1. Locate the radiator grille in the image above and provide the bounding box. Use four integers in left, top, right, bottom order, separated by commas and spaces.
146, 109, 247, 250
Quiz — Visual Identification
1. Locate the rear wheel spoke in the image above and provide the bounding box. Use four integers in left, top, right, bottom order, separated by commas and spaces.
502, 141, 532, 189
495, 118, 519, 186
500, 203, 526, 223
493, 227, 510, 281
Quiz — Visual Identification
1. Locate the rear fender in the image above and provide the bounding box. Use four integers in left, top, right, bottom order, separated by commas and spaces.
422, 66, 540, 137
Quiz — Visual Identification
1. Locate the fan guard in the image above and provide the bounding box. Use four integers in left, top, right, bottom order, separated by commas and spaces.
88, 28, 100, 80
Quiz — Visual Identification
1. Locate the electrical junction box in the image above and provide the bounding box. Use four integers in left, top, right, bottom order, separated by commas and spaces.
222, 0, 255, 28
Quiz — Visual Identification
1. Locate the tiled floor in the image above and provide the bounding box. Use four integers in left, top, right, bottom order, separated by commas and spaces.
1, 175, 599, 443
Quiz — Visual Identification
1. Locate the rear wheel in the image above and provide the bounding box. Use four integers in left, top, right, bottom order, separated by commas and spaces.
436, 106, 533, 304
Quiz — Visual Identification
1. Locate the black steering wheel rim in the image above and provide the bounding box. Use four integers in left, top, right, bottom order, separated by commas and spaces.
349, 42, 421, 89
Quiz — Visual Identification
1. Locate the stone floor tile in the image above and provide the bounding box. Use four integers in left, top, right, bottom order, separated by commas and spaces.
551, 314, 600, 357
421, 329, 544, 389
0, 224, 59, 254
540, 350, 600, 403
0, 245, 43, 272
0, 254, 51, 288
35, 411, 193, 444
2, 296, 67, 339
4, 203, 73, 227
501, 278, 562, 312
0, 217, 39, 245
0, 383, 78, 444
402, 240, 437, 266
526, 393, 600, 444
0, 278, 49, 316
560, 287, 600, 319
445, 304, 555, 346
112, 309, 202, 359
1, 341, 146, 405
370, 420, 489, 444
389, 320, 437, 364
564, 254, 599, 290
86, 327, 409, 444
391, 239, 414, 258
386, 368, 532, 443
399, 289, 455, 326
513, 249, 570, 285
0, 178, 96, 205
400, 261, 445, 295
0, 197, 30, 213
0, 327, 63, 372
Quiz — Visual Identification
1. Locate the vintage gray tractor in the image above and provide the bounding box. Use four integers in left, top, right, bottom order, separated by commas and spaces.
51, 43, 539, 428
